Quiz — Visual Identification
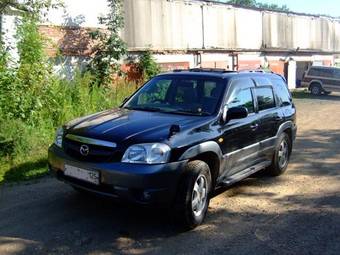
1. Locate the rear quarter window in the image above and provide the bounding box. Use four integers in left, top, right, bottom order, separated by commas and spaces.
333, 68, 340, 79
256, 87, 275, 111
271, 78, 292, 107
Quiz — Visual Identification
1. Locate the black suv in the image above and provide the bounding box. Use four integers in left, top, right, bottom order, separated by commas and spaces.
48, 69, 297, 229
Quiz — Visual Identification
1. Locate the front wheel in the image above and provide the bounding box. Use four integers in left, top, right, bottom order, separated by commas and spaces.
310, 83, 322, 96
266, 133, 291, 176
174, 160, 212, 230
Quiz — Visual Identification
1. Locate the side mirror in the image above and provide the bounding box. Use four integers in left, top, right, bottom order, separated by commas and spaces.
222, 106, 248, 123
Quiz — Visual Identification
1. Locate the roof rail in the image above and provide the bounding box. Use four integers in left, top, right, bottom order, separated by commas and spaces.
173, 68, 236, 73
238, 69, 267, 73
239, 69, 287, 81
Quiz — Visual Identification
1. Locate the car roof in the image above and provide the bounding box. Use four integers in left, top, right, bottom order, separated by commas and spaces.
309, 66, 340, 70
157, 69, 285, 82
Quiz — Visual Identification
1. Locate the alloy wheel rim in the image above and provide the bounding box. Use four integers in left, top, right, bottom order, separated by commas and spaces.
191, 174, 208, 217
278, 140, 289, 168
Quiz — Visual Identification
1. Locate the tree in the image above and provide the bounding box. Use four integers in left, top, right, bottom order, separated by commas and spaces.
0, 0, 62, 43
0, 0, 29, 15
0, 0, 61, 123
138, 50, 161, 80
225, 0, 257, 7
219, 0, 290, 12
0, 0, 62, 16
88, 0, 127, 86
256, 2, 289, 12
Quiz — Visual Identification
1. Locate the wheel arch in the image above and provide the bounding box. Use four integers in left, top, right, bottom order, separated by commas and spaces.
276, 121, 294, 153
308, 80, 323, 90
179, 141, 222, 187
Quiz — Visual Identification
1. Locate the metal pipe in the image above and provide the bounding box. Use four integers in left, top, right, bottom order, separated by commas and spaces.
201, 4, 205, 50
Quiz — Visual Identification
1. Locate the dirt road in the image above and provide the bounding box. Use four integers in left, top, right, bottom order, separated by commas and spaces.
1, 94, 340, 255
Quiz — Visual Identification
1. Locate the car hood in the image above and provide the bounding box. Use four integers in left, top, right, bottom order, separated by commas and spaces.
65, 108, 213, 146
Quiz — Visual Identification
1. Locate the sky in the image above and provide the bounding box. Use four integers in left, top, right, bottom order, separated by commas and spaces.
256, 0, 340, 17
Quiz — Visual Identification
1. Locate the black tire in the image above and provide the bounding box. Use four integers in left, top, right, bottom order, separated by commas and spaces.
174, 160, 212, 230
310, 83, 322, 96
266, 133, 291, 176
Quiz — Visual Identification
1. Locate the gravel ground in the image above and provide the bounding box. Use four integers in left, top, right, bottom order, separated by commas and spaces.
0, 93, 340, 255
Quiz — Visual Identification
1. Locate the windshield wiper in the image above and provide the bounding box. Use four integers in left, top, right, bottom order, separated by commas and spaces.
166, 109, 211, 116
124, 106, 162, 112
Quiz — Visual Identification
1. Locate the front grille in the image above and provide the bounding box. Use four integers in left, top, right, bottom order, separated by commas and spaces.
63, 138, 122, 162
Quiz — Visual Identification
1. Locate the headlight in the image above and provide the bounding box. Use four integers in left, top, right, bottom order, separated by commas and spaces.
54, 127, 64, 148
122, 143, 171, 164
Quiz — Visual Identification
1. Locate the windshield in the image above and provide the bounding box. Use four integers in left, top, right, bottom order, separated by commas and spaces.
123, 76, 225, 116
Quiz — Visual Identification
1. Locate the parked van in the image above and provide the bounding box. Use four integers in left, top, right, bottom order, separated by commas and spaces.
302, 66, 340, 95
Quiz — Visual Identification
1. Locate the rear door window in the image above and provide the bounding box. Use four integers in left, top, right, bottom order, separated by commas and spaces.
271, 78, 292, 107
256, 87, 276, 111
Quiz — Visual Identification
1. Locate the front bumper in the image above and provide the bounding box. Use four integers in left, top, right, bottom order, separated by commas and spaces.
48, 145, 187, 206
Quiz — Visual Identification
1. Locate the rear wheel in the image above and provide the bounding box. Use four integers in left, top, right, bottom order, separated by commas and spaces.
310, 83, 322, 95
266, 133, 291, 176
175, 160, 212, 230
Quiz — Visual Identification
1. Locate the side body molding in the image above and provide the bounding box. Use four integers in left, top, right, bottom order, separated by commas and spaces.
178, 141, 223, 161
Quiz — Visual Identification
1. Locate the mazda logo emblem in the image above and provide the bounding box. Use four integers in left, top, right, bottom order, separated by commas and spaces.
80, 145, 90, 156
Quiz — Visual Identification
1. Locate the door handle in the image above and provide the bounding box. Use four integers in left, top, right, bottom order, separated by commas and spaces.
250, 123, 259, 130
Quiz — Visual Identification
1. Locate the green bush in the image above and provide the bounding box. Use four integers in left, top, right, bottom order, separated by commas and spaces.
138, 50, 161, 80
0, 72, 138, 183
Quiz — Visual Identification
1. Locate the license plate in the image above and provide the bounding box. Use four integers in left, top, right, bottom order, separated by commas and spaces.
64, 164, 99, 185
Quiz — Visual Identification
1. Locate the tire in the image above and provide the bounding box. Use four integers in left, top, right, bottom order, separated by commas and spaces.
310, 83, 322, 96
174, 160, 212, 230
266, 133, 291, 176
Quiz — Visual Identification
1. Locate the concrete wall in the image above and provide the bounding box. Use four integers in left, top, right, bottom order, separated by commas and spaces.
122, 0, 340, 53
5, 0, 340, 57
203, 5, 262, 50
262, 13, 339, 52
123, 0, 203, 50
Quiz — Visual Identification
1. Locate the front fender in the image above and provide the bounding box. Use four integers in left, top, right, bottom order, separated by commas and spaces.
178, 141, 223, 161
308, 80, 323, 90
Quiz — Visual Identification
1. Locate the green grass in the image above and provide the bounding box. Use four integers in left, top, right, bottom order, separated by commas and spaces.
291, 89, 312, 99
